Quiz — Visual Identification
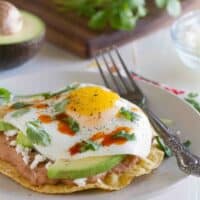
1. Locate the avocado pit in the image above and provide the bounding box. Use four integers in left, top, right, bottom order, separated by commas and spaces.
0, 1, 23, 35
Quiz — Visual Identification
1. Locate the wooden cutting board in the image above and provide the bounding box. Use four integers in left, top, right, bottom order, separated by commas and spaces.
9, 0, 200, 58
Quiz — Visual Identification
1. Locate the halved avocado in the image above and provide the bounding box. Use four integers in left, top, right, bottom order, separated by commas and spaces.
48, 155, 125, 180
0, 11, 45, 69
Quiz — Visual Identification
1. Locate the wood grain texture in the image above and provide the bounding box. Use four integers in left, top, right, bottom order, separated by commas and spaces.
9, 0, 200, 58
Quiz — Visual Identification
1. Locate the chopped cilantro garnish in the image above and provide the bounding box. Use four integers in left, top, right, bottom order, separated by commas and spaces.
119, 107, 139, 122
113, 130, 135, 141
16, 84, 79, 100
51, 84, 79, 97
80, 140, 100, 153
11, 108, 30, 118
54, 99, 68, 114
65, 117, 80, 133
0, 121, 16, 131
16, 92, 51, 100
185, 93, 200, 113
0, 88, 12, 104
183, 140, 192, 148
26, 120, 51, 146
188, 93, 199, 98
155, 136, 173, 157
11, 102, 31, 109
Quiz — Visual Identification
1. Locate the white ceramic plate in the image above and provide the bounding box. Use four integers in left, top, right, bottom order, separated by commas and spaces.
0, 70, 199, 200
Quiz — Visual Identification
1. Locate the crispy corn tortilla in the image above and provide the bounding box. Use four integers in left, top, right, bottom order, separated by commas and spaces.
0, 146, 164, 194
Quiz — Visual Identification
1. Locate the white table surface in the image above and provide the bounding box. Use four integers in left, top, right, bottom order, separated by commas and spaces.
0, 27, 199, 200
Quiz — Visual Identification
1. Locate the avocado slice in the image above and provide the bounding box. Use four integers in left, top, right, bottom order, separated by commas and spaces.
0, 11, 45, 69
16, 131, 33, 148
48, 155, 124, 180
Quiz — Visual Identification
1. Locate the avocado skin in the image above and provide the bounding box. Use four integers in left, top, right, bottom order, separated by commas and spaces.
0, 33, 44, 70
48, 155, 125, 180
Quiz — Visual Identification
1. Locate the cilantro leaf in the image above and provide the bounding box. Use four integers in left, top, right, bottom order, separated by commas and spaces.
26, 121, 51, 146
54, 99, 68, 114
0, 88, 12, 104
55, 0, 181, 30
155, 136, 173, 157
80, 140, 101, 153
16, 92, 51, 100
119, 107, 139, 122
113, 130, 135, 141
11, 108, 30, 118
65, 117, 80, 133
183, 140, 192, 148
51, 84, 79, 97
11, 102, 31, 109
185, 95, 200, 113
188, 93, 199, 98
16, 84, 79, 101
89, 10, 107, 29
0, 121, 16, 131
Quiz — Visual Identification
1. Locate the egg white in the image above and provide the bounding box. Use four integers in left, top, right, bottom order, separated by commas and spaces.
4, 84, 153, 161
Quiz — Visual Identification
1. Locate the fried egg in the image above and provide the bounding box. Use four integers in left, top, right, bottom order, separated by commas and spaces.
3, 84, 153, 161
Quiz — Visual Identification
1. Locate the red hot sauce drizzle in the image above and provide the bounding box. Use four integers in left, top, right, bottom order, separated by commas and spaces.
92, 127, 131, 146
38, 113, 76, 136
55, 113, 76, 136
69, 127, 131, 156
38, 114, 53, 124
34, 103, 49, 109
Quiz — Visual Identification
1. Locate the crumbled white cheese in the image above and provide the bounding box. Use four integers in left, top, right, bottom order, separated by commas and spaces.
74, 178, 87, 187
45, 161, 53, 169
97, 178, 104, 184
4, 130, 17, 137
176, 130, 181, 135
16, 145, 30, 165
9, 140, 16, 147
30, 154, 46, 170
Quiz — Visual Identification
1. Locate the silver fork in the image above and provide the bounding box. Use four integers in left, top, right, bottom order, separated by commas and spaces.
95, 47, 200, 177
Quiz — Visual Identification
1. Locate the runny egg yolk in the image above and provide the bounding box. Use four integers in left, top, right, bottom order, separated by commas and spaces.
66, 86, 119, 116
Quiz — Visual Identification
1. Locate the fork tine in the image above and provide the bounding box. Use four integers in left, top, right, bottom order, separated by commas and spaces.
95, 56, 111, 89
114, 47, 144, 95
107, 50, 130, 92
102, 52, 122, 93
